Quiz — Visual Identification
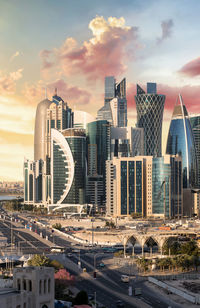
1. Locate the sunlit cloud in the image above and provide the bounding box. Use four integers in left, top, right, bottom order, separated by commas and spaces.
0, 69, 23, 95
178, 56, 200, 77
23, 79, 92, 106
40, 16, 139, 81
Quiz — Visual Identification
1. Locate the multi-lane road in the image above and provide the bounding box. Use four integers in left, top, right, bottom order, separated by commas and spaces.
0, 211, 184, 308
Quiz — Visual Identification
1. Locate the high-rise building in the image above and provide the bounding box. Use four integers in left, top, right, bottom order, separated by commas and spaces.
34, 98, 52, 161
151, 155, 182, 218
73, 110, 95, 129
166, 95, 197, 189
51, 128, 86, 206
86, 120, 110, 211
24, 159, 45, 204
97, 76, 127, 127
190, 114, 200, 188
135, 83, 165, 156
106, 155, 182, 218
46, 90, 73, 161
106, 157, 145, 217
110, 126, 144, 158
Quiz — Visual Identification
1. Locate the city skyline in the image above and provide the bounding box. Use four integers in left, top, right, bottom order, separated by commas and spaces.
1, 0, 200, 180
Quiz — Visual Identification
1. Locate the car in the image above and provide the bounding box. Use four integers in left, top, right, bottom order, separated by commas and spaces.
98, 262, 105, 268
88, 294, 94, 301
72, 249, 79, 253
116, 300, 125, 308
67, 253, 72, 257
121, 275, 129, 283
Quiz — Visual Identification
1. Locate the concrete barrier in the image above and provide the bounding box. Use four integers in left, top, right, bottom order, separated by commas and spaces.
148, 276, 200, 304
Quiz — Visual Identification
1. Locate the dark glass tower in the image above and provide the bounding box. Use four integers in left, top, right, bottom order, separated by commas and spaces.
86, 120, 110, 211
166, 95, 197, 188
135, 83, 165, 157
190, 115, 200, 188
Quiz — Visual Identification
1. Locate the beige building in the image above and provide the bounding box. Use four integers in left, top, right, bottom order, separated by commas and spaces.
0, 267, 54, 308
106, 155, 182, 219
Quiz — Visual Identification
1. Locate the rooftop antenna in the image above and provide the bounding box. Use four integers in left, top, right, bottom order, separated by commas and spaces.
55, 88, 57, 96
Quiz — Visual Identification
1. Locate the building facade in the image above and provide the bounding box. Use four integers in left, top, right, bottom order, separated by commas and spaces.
135, 83, 165, 157
110, 126, 144, 158
97, 76, 127, 127
166, 95, 197, 189
190, 114, 200, 188
106, 155, 182, 218
51, 128, 86, 207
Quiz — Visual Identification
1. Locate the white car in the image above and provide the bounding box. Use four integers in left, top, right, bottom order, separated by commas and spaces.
121, 275, 130, 283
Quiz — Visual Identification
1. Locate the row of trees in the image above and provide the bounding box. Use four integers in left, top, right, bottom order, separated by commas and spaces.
136, 254, 200, 273
163, 239, 199, 256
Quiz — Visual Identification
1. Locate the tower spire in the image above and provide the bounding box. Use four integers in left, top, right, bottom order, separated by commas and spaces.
55, 88, 57, 96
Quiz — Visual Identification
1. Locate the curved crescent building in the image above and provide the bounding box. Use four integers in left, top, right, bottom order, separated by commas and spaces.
51, 128, 86, 205
34, 98, 52, 161
135, 83, 165, 157
166, 94, 197, 188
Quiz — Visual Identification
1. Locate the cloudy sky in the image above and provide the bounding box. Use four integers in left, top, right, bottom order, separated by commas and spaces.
1, 0, 200, 180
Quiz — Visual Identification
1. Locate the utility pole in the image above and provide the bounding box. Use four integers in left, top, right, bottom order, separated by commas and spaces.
91, 218, 95, 247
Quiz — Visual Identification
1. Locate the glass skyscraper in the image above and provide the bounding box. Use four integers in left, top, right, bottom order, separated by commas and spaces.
51, 128, 86, 205
166, 95, 197, 188
152, 157, 171, 217
97, 76, 127, 127
135, 83, 165, 157
190, 114, 200, 188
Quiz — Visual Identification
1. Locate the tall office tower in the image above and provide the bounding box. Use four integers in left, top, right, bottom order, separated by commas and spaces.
97, 76, 127, 127
51, 128, 86, 206
24, 159, 34, 204
110, 126, 144, 158
106, 155, 182, 218
190, 114, 200, 188
86, 120, 110, 211
24, 159, 44, 204
106, 157, 145, 217
74, 110, 95, 129
166, 95, 197, 189
151, 155, 182, 219
46, 90, 74, 162
135, 83, 165, 156
34, 98, 52, 161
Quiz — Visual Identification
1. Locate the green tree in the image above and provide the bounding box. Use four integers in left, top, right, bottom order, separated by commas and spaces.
49, 259, 64, 271
131, 212, 142, 219
180, 240, 198, 256
52, 223, 62, 230
27, 254, 50, 267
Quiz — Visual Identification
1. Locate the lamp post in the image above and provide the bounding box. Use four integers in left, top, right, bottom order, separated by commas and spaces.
91, 218, 95, 247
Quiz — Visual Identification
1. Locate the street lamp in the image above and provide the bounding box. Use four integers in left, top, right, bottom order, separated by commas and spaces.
91, 218, 95, 247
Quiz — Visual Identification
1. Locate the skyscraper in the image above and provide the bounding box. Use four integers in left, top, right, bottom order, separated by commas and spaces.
51, 128, 86, 206
46, 91, 73, 161
190, 114, 200, 188
135, 83, 165, 156
86, 120, 110, 211
97, 76, 127, 127
166, 95, 197, 189
34, 98, 52, 161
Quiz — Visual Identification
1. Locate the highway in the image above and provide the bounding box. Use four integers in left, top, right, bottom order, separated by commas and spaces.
0, 211, 185, 308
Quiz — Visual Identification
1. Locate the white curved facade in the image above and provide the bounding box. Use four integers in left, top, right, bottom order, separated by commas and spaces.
51, 129, 74, 204
34, 98, 52, 161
